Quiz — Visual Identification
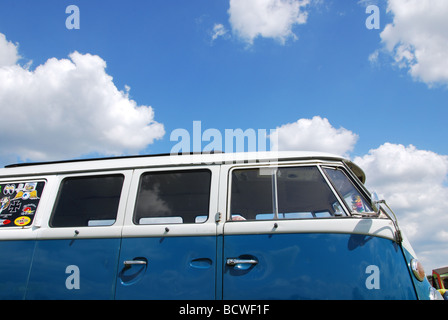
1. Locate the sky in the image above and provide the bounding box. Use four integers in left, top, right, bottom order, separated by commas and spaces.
0, 0, 447, 272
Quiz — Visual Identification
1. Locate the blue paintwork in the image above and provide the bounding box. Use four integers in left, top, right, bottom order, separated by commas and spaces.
223, 233, 417, 300
25, 238, 121, 300
0, 240, 35, 300
401, 247, 433, 300
0, 233, 424, 300
116, 236, 216, 300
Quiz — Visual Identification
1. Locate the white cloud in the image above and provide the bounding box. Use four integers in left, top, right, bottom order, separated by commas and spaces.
0, 33, 165, 164
270, 116, 358, 156
211, 23, 229, 42
436, 230, 448, 242
228, 0, 310, 45
380, 0, 448, 86
368, 49, 379, 64
0, 33, 21, 67
354, 143, 448, 270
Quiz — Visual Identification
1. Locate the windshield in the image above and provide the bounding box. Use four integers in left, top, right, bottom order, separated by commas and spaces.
323, 167, 374, 215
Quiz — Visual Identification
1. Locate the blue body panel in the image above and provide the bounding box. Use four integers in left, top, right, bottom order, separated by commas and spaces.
223, 233, 417, 300
116, 236, 216, 300
0, 234, 422, 300
0, 240, 35, 300
25, 238, 121, 300
401, 247, 433, 300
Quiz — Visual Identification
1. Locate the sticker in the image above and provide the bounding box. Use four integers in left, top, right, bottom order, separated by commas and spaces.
3, 185, 15, 195
0, 181, 44, 228
12, 191, 24, 200
22, 204, 36, 215
8, 200, 22, 213
24, 183, 37, 192
14, 216, 31, 226
0, 197, 10, 214
0, 219, 11, 226
12, 191, 38, 201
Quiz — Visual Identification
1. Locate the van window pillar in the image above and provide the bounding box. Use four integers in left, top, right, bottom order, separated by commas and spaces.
271, 168, 279, 220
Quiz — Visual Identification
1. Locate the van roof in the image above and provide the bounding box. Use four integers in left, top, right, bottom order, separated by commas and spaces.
0, 151, 366, 183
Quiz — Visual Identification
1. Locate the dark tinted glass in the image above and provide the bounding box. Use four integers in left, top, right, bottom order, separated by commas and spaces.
51, 175, 124, 227
134, 170, 211, 224
277, 166, 341, 218
231, 166, 344, 220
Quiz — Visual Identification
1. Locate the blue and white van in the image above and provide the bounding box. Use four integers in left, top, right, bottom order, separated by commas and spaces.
0, 151, 441, 300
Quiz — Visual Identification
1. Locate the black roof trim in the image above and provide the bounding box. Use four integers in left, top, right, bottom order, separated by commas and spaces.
4, 151, 224, 169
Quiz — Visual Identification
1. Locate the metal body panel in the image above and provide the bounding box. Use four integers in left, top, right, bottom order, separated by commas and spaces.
222, 232, 416, 300
116, 236, 216, 300
25, 238, 120, 300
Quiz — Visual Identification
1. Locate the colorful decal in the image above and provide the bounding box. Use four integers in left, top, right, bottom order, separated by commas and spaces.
351, 194, 365, 213
3, 185, 15, 195
0, 181, 45, 228
0, 219, 11, 226
14, 216, 31, 226
12, 183, 39, 201
0, 197, 10, 214
22, 204, 36, 215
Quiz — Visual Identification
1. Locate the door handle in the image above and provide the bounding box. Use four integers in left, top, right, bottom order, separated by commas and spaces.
226, 258, 258, 266
120, 258, 148, 286
123, 259, 147, 266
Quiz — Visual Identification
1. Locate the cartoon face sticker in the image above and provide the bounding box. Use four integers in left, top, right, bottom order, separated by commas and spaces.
3, 185, 15, 196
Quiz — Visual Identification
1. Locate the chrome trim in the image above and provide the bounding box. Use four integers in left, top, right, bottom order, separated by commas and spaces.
123, 260, 147, 266
226, 258, 258, 266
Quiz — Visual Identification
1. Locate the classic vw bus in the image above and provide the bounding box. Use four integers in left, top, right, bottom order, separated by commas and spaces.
0, 151, 440, 300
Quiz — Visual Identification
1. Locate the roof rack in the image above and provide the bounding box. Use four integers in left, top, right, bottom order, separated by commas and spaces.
4, 151, 225, 169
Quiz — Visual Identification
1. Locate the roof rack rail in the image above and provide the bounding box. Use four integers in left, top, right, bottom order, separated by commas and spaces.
4, 151, 225, 169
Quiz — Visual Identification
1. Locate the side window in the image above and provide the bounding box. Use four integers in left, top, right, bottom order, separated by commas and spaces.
50, 174, 124, 228
230, 166, 345, 221
0, 181, 45, 228
230, 169, 273, 221
323, 168, 373, 214
134, 170, 211, 225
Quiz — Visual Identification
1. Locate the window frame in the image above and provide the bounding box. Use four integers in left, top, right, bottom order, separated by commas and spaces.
122, 166, 218, 239
321, 166, 375, 216
49, 173, 126, 228
227, 164, 350, 222
132, 168, 212, 226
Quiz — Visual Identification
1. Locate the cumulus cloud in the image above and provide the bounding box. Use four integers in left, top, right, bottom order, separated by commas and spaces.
0, 33, 165, 164
0, 33, 21, 67
270, 116, 358, 156
354, 143, 448, 270
228, 0, 310, 45
380, 0, 448, 86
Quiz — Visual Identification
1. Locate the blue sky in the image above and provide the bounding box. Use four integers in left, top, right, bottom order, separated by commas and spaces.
0, 0, 447, 271
1, 0, 447, 157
